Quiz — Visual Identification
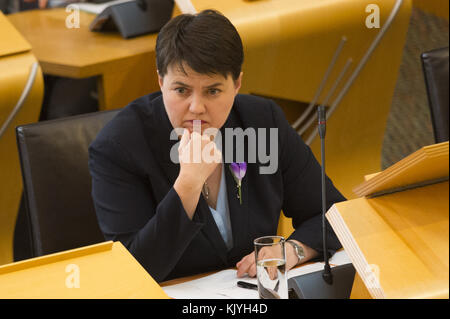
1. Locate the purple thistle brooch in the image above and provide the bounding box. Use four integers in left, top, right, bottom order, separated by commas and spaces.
229, 162, 247, 205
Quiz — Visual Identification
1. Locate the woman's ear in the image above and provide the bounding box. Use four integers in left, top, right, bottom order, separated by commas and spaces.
157, 70, 164, 89
234, 72, 243, 94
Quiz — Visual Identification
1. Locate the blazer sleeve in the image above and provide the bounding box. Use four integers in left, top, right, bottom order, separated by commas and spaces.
88, 137, 204, 282
270, 100, 346, 259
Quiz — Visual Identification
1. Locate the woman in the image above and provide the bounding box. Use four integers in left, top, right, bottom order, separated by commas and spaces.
88, 10, 345, 283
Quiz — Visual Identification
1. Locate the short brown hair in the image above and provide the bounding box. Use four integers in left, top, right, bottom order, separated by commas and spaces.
156, 10, 244, 81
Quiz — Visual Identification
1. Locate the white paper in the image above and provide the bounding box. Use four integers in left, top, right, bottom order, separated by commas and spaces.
162, 250, 352, 299
73, 0, 134, 15
163, 269, 259, 299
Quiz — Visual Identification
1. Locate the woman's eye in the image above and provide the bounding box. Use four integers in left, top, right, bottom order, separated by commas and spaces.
208, 88, 220, 96
175, 87, 187, 94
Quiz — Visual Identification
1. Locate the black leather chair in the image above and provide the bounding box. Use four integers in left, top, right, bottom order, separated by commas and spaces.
421, 47, 449, 143
16, 109, 119, 257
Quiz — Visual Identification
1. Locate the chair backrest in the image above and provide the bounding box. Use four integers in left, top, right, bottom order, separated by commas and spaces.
16, 109, 120, 257
421, 47, 449, 143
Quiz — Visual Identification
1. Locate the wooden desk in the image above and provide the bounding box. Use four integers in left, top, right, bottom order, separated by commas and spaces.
8, 8, 160, 110
0, 12, 44, 266
0, 241, 169, 298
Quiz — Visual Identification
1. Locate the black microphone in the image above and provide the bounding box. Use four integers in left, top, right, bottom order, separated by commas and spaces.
318, 105, 326, 139
318, 106, 333, 285
286, 105, 356, 299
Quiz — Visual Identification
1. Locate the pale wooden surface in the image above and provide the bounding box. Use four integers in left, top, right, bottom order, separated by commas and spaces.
328, 181, 449, 298
7, 9, 156, 78
0, 12, 44, 266
7, 9, 160, 110
0, 241, 169, 299
354, 142, 449, 197
0, 11, 30, 56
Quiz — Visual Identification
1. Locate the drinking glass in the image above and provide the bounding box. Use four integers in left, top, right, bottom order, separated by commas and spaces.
254, 236, 288, 299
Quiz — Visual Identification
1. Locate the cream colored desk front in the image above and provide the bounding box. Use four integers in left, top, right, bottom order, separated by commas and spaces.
0, 241, 169, 299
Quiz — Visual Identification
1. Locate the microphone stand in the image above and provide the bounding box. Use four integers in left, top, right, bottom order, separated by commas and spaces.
286, 106, 356, 298
318, 106, 333, 285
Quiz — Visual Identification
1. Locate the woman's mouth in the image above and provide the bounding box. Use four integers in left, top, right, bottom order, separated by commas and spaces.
184, 120, 208, 130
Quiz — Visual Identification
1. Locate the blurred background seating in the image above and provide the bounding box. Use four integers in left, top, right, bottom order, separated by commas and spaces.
381, 1, 448, 168
421, 47, 449, 144
16, 109, 118, 257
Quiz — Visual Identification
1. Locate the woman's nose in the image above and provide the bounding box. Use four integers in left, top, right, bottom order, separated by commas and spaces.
189, 94, 206, 114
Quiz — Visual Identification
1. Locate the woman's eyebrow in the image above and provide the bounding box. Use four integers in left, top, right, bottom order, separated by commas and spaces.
171, 81, 224, 88
172, 81, 191, 87
205, 82, 224, 88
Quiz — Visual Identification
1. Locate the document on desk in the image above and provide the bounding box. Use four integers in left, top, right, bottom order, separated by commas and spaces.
73, 0, 134, 15
162, 250, 351, 299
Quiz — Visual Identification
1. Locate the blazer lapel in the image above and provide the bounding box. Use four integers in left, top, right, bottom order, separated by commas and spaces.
224, 162, 251, 259
220, 107, 252, 261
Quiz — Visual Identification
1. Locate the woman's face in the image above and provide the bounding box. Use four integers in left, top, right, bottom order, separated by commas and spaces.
158, 63, 242, 134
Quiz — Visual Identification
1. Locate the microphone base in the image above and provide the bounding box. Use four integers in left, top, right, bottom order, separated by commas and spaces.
288, 263, 356, 299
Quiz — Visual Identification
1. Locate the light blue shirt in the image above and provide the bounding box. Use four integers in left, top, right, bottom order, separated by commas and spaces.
208, 166, 233, 251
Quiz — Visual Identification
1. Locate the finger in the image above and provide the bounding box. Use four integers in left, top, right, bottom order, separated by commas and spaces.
248, 263, 257, 277
236, 257, 244, 268
211, 141, 223, 162
268, 265, 278, 280
189, 131, 203, 163
203, 127, 219, 142
178, 129, 190, 151
256, 248, 267, 263
236, 259, 251, 277
191, 131, 202, 141
236, 254, 255, 278
192, 120, 202, 134
236, 252, 254, 267
201, 141, 221, 164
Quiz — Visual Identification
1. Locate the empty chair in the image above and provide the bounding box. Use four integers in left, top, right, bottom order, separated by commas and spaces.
421, 47, 449, 143
16, 109, 119, 257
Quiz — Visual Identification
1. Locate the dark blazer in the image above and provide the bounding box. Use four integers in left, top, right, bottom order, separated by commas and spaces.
88, 92, 345, 282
